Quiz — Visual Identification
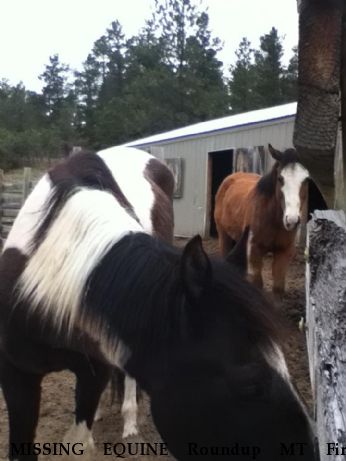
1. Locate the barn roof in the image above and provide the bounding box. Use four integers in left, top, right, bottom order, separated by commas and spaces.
125, 102, 297, 147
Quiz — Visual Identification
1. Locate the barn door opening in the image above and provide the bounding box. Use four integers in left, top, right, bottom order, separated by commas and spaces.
208, 149, 233, 237
308, 179, 328, 216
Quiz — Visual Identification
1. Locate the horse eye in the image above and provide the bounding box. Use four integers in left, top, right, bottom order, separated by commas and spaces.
278, 175, 284, 185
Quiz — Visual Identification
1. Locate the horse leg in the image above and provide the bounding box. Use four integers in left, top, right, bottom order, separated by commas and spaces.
0, 356, 42, 461
121, 375, 138, 438
217, 227, 235, 258
248, 244, 264, 289
272, 246, 295, 301
64, 358, 111, 452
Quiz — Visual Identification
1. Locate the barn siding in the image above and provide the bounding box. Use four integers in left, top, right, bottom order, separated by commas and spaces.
134, 117, 295, 237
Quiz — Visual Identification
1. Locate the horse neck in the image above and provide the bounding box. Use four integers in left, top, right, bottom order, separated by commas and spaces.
85, 234, 185, 370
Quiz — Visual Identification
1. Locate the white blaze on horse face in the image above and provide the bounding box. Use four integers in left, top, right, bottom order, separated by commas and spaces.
97, 146, 156, 234
3, 174, 52, 254
280, 163, 309, 231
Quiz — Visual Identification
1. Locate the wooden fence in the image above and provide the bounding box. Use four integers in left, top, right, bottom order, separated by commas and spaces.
0, 167, 35, 242
306, 210, 346, 461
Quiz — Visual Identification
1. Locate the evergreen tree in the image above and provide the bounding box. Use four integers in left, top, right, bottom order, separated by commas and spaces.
75, 21, 127, 146
281, 46, 298, 102
0, 81, 46, 132
93, 20, 175, 146
39, 54, 71, 121
253, 27, 285, 107
229, 38, 257, 113
229, 28, 298, 113
181, 12, 228, 121
97, 21, 126, 103
152, 0, 229, 125
39, 54, 77, 144
74, 53, 102, 142
1, 4, 302, 162
0, 79, 65, 168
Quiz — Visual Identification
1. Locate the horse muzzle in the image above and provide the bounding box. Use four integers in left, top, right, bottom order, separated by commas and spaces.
284, 215, 301, 231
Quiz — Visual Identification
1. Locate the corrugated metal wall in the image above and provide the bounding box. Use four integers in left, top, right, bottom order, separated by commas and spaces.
139, 117, 295, 237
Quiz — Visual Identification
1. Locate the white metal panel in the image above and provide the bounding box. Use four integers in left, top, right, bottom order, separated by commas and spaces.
122, 115, 296, 237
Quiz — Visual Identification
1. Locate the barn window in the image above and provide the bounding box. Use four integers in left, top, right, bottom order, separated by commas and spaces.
165, 158, 184, 198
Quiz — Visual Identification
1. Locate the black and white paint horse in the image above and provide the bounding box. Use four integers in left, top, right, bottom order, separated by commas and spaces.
0, 146, 174, 459
0, 146, 317, 460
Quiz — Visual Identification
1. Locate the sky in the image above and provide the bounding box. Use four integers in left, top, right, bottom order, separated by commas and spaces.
0, 0, 299, 93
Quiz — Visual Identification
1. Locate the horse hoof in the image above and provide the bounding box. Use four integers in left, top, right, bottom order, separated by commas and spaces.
122, 423, 139, 439
63, 422, 95, 453
94, 406, 103, 421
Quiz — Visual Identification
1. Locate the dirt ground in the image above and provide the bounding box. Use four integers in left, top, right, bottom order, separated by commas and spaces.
0, 239, 311, 461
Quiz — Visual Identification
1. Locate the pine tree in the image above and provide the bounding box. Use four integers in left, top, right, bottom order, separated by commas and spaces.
229, 38, 257, 113
281, 46, 298, 102
252, 27, 285, 107
97, 21, 126, 104
39, 54, 71, 120
39, 54, 77, 144
152, 0, 229, 124
74, 53, 103, 142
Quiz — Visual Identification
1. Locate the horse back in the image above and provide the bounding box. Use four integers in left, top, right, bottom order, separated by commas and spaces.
97, 147, 174, 243
214, 172, 260, 241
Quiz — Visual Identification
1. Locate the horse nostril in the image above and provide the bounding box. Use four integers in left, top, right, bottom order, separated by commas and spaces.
284, 215, 300, 230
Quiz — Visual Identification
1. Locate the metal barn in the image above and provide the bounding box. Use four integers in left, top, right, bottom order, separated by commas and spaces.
125, 102, 297, 237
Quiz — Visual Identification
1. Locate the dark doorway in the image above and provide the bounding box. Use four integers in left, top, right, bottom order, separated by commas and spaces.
307, 178, 328, 218
208, 149, 233, 237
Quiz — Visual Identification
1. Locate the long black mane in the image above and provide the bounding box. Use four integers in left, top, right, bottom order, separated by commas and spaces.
83, 232, 279, 387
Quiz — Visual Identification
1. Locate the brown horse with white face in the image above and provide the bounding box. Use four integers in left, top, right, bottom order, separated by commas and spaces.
214, 144, 309, 300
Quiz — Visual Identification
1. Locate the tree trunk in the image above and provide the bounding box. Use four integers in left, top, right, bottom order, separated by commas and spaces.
338, 10, 346, 210
306, 210, 346, 461
293, 0, 343, 207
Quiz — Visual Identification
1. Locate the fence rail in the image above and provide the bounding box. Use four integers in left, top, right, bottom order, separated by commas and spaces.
0, 167, 36, 242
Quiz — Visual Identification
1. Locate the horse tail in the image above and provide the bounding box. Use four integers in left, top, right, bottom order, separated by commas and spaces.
226, 226, 250, 275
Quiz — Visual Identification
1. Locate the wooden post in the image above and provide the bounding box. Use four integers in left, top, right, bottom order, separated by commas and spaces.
0, 169, 4, 247
339, 8, 346, 212
306, 210, 346, 461
22, 167, 31, 204
294, 0, 343, 208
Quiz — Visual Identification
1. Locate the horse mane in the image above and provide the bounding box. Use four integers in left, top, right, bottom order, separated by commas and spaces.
84, 232, 280, 372
256, 148, 300, 197
256, 168, 277, 197
84, 233, 184, 359
33, 151, 139, 249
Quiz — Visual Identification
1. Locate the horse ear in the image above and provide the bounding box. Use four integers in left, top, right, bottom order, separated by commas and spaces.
268, 144, 282, 161
226, 226, 249, 276
181, 235, 212, 302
